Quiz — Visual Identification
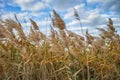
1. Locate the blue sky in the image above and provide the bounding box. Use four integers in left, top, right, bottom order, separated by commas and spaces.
0, 0, 120, 35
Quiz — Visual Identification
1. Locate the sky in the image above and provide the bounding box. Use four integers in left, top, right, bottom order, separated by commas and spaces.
0, 0, 120, 35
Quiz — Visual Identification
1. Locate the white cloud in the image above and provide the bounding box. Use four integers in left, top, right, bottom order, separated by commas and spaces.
87, 11, 108, 26
30, 2, 45, 11
87, 0, 120, 15
67, 20, 79, 26
37, 20, 50, 27
14, 0, 47, 11
16, 12, 30, 20
31, 12, 48, 17
112, 18, 120, 23
74, 3, 85, 10
45, 0, 82, 11
0, 0, 5, 7
87, 0, 104, 3
42, 0, 51, 4
2, 13, 15, 20
64, 8, 74, 20
64, 4, 86, 20
63, 4, 112, 34
22, 22, 31, 27
65, 4, 108, 27
67, 26, 88, 31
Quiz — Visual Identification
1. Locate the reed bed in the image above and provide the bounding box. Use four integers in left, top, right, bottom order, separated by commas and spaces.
0, 10, 120, 80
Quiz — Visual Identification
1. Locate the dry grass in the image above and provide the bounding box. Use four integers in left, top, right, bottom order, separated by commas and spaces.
0, 10, 120, 80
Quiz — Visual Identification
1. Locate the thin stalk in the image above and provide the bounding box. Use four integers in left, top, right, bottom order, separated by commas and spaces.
74, 8, 90, 80
73, 8, 84, 36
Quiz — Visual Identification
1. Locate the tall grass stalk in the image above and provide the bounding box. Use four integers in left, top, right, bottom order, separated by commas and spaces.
0, 10, 120, 80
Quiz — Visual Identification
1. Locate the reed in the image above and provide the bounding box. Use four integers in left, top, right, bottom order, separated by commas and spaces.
0, 10, 120, 80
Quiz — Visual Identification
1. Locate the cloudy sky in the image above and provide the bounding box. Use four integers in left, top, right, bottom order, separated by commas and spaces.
0, 0, 120, 35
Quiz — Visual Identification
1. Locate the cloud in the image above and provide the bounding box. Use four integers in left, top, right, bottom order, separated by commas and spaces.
31, 12, 47, 17
63, 3, 113, 35
1, 11, 30, 22
37, 20, 51, 27
64, 8, 74, 20
103, 0, 120, 14
14, 0, 47, 11
45, 0, 82, 11
67, 20, 79, 26
87, 0, 120, 15
87, 0, 105, 3
87, 10, 108, 26
0, 0, 6, 14
64, 4, 85, 20
1, 13, 15, 20
0, 0, 5, 8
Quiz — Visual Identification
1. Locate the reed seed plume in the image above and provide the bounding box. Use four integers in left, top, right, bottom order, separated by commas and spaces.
0, 21, 18, 44
30, 19, 39, 30
52, 10, 66, 30
59, 29, 66, 38
14, 14, 19, 23
29, 27, 40, 44
107, 18, 115, 32
0, 24, 6, 38
50, 25, 56, 39
73, 8, 80, 20
85, 30, 94, 44
4, 19, 26, 41
73, 8, 84, 35
12, 20, 26, 40
86, 30, 94, 40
